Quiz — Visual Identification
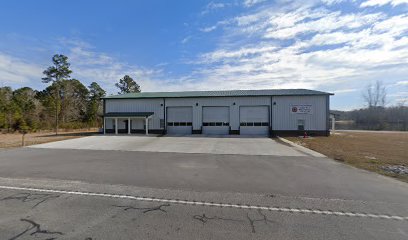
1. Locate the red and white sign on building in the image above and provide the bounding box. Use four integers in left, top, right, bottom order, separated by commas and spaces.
291, 104, 312, 114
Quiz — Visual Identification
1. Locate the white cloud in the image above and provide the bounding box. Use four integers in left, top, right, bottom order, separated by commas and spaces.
334, 89, 358, 94
49, 2, 407, 102
372, 14, 408, 36
57, 39, 165, 93
360, 0, 408, 8
308, 30, 370, 46
0, 52, 43, 86
199, 19, 232, 32
178, 0, 408, 107
181, 36, 192, 44
2, 0, 407, 108
321, 0, 347, 5
264, 12, 385, 39
235, 8, 272, 26
201, 1, 226, 15
243, 0, 266, 7
200, 25, 218, 32
199, 45, 277, 63
395, 80, 408, 86
207, 2, 225, 9
388, 91, 408, 104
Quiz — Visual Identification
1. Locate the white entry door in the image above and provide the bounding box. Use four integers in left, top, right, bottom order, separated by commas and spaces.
240, 106, 270, 135
167, 107, 193, 134
202, 106, 230, 135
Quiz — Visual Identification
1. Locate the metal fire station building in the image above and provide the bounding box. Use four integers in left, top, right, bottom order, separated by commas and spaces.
102, 89, 333, 136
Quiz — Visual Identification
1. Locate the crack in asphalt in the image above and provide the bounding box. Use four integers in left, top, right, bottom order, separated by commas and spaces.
1, 192, 59, 208
246, 210, 275, 233
8, 218, 63, 240
193, 210, 275, 233
113, 204, 170, 214
1, 185, 407, 221
192, 213, 243, 224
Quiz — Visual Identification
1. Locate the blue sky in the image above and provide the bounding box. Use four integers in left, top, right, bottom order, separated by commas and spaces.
0, 0, 407, 110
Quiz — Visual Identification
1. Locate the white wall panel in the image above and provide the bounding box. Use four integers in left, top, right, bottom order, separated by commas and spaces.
271, 95, 327, 130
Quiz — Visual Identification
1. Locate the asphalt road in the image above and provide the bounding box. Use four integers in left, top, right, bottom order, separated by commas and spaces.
0, 145, 407, 239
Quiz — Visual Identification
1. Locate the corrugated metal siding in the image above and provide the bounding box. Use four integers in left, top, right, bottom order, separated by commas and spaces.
105, 95, 328, 132
166, 96, 270, 130
105, 118, 114, 129
271, 95, 327, 130
131, 118, 145, 129
105, 99, 163, 129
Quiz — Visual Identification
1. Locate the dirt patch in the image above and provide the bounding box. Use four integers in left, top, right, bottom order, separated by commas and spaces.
286, 131, 408, 182
0, 129, 98, 149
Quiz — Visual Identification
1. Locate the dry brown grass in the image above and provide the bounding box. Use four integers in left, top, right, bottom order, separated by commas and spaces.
286, 131, 408, 182
0, 129, 98, 149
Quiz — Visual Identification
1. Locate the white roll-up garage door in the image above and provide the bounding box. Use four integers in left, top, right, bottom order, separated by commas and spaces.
202, 106, 230, 135
240, 106, 270, 135
167, 107, 193, 135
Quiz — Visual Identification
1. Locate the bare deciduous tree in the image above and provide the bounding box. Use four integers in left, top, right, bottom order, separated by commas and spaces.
362, 80, 387, 108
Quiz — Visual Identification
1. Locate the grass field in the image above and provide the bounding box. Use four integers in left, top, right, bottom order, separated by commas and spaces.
0, 129, 98, 149
286, 131, 408, 182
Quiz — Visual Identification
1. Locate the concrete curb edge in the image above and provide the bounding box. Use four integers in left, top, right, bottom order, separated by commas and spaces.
277, 137, 327, 158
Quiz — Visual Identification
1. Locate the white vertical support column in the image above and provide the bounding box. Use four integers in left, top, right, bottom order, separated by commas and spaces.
103, 117, 106, 134
145, 117, 149, 135
115, 118, 118, 135
331, 116, 335, 133
128, 118, 131, 134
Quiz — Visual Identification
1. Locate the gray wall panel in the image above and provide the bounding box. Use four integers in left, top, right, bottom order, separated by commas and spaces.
271, 95, 327, 131
105, 99, 164, 129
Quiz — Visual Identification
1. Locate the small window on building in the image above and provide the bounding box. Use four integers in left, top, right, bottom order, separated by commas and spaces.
180, 122, 187, 126
261, 122, 269, 126
223, 122, 229, 126
203, 122, 209, 126
297, 119, 305, 131
186, 122, 192, 126
209, 122, 216, 126
167, 122, 174, 126
240, 122, 246, 126
216, 122, 222, 126
247, 122, 254, 126
254, 122, 261, 126
174, 122, 180, 126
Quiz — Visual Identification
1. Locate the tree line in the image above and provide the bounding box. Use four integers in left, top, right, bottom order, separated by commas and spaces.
333, 81, 408, 131
0, 54, 141, 133
333, 106, 408, 131
2, 55, 406, 133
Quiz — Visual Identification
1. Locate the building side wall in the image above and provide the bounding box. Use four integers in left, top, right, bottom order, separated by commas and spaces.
105, 95, 329, 132
105, 98, 164, 129
271, 95, 327, 131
